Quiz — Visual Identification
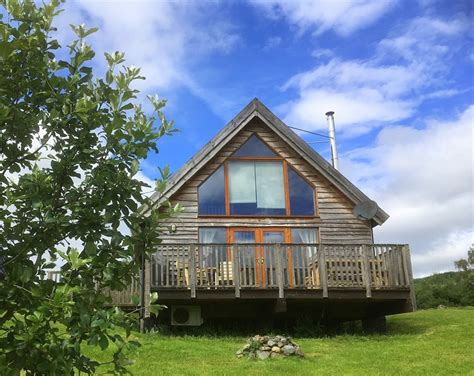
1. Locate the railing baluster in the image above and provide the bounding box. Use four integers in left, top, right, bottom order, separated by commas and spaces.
190, 246, 196, 298
318, 244, 328, 298
361, 244, 372, 298
276, 243, 284, 298
233, 245, 240, 297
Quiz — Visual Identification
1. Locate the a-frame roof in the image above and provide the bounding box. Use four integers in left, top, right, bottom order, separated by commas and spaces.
149, 98, 389, 226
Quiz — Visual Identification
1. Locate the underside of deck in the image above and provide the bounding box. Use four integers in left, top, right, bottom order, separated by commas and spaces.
152, 288, 412, 321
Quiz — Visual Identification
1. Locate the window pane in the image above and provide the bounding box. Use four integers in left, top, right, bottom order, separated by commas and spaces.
229, 161, 256, 204
233, 231, 256, 268
291, 228, 318, 273
256, 162, 285, 209
199, 227, 227, 243
198, 166, 226, 215
229, 161, 285, 215
291, 228, 317, 243
199, 228, 227, 267
288, 167, 315, 215
232, 134, 277, 157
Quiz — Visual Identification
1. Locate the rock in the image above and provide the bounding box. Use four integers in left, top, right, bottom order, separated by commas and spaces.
282, 345, 296, 356
237, 335, 303, 360
271, 352, 284, 359
256, 350, 271, 360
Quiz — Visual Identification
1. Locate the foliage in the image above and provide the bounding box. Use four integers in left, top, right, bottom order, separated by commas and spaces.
414, 246, 474, 309
454, 244, 474, 272
0, 0, 178, 374
415, 247, 474, 309
84, 308, 474, 375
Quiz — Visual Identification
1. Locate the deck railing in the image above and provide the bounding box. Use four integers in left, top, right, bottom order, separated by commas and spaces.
151, 243, 414, 299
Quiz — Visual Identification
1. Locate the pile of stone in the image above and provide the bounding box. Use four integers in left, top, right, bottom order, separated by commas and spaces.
236, 335, 304, 360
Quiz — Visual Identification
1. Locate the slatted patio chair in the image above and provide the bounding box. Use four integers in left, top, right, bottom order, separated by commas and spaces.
215, 261, 233, 286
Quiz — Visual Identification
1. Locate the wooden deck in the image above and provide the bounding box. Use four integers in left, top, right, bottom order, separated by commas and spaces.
150, 243, 415, 303
46, 243, 416, 318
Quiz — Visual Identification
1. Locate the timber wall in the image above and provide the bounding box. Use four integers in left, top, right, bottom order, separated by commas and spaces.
158, 118, 373, 244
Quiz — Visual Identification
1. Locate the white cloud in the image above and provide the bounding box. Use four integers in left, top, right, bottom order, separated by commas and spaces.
54, 1, 240, 94
341, 106, 474, 277
279, 16, 468, 135
377, 16, 469, 63
250, 0, 398, 36
281, 59, 421, 134
311, 48, 334, 59
263, 36, 283, 51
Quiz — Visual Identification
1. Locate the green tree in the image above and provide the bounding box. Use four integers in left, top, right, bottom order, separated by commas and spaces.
0, 0, 178, 373
454, 244, 474, 272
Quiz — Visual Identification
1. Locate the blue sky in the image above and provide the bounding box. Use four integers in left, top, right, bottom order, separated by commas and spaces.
53, 0, 473, 276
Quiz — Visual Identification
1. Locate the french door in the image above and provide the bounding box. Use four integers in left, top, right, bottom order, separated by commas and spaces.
229, 228, 289, 287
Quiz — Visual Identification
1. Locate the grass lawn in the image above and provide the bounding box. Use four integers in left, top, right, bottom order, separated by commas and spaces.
88, 307, 474, 375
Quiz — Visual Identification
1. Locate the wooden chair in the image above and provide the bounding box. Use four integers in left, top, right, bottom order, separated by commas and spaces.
169, 260, 189, 287
215, 261, 233, 286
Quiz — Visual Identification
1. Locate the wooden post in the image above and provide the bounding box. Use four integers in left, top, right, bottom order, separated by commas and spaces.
276, 243, 284, 299
233, 245, 241, 298
361, 244, 372, 298
402, 245, 417, 311
189, 245, 197, 298
318, 244, 328, 298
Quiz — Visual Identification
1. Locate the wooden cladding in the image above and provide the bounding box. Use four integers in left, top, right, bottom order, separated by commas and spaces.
159, 119, 373, 245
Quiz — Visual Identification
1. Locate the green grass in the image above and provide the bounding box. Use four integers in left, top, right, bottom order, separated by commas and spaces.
88, 307, 474, 375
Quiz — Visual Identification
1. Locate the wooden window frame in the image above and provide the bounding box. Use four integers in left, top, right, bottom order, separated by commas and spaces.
197, 133, 319, 218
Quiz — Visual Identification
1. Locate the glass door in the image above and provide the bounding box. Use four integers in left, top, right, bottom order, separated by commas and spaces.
230, 228, 289, 288
262, 231, 285, 288
231, 230, 257, 287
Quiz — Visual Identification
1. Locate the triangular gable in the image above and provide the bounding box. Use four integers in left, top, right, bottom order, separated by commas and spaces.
147, 98, 389, 226
232, 134, 278, 157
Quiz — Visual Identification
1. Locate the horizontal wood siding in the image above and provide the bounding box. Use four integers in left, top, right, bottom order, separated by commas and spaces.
158, 118, 372, 244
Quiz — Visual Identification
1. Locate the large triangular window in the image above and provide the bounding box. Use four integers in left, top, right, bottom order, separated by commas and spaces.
198, 134, 315, 217
232, 135, 278, 157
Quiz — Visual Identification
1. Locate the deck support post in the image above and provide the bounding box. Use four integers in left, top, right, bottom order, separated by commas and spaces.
189, 245, 197, 299
402, 245, 417, 311
276, 243, 284, 299
318, 244, 328, 298
361, 244, 372, 298
233, 245, 240, 298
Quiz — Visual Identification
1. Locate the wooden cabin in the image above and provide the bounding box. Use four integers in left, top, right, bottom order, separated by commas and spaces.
136, 98, 416, 327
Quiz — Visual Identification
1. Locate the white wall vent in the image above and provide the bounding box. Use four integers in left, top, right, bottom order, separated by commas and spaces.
171, 306, 203, 326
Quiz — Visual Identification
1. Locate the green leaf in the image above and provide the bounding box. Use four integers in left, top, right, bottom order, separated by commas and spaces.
131, 295, 140, 306
131, 159, 139, 176
84, 241, 96, 256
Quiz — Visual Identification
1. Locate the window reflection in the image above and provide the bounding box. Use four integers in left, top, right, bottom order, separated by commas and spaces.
232, 134, 277, 157
198, 165, 226, 215
288, 166, 315, 216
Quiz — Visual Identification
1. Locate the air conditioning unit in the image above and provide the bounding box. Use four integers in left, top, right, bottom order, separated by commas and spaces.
171, 306, 203, 326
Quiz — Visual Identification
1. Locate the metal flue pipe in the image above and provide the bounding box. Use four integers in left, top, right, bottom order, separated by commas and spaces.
325, 111, 339, 170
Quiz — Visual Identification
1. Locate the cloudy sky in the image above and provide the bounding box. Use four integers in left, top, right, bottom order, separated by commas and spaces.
54, 0, 473, 277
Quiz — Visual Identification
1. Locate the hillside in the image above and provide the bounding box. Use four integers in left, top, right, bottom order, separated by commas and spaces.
415, 270, 474, 309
